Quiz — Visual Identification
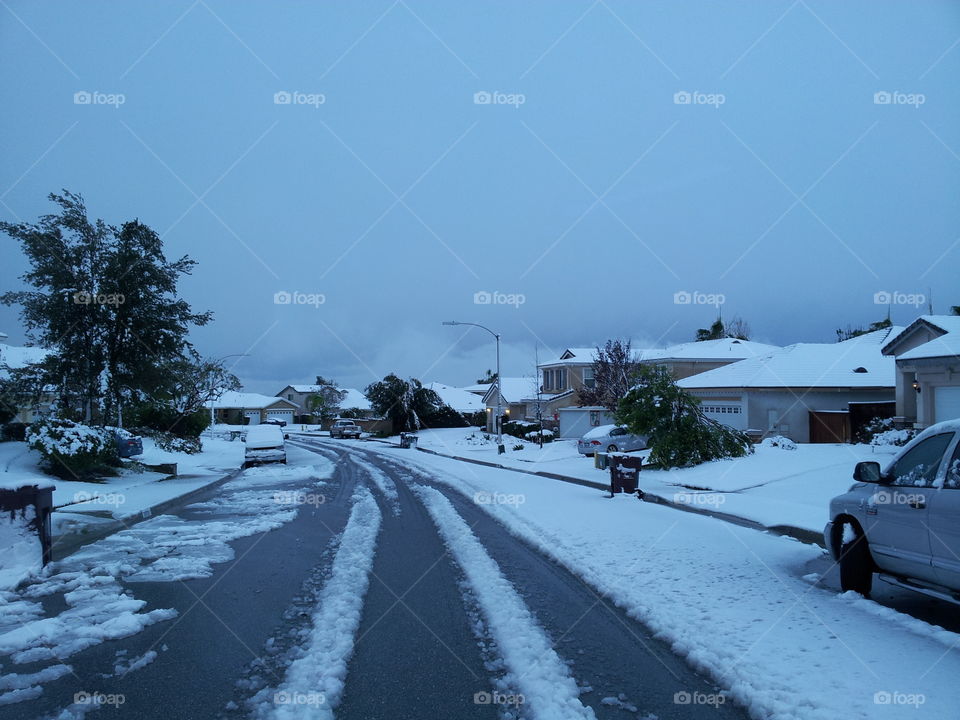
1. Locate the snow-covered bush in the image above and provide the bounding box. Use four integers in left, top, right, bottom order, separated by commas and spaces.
26, 418, 116, 480
760, 435, 797, 451
152, 432, 202, 455
524, 429, 555, 443
860, 417, 917, 447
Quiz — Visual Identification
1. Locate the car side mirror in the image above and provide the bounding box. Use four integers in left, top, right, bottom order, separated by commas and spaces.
853, 461, 882, 484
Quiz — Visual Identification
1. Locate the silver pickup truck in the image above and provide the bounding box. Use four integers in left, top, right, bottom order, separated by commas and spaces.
825, 419, 960, 602
329, 419, 362, 439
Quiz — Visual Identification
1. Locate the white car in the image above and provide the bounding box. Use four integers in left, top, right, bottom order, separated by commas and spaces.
577, 424, 648, 455
243, 424, 287, 468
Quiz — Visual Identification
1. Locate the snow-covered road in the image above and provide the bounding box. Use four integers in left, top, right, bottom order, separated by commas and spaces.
0, 439, 956, 719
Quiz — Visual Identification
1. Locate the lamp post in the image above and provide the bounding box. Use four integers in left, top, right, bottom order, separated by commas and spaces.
443, 321, 504, 454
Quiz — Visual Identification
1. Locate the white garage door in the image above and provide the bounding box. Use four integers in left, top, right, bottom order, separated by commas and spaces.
244, 410, 260, 425
266, 410, 295, 424
701, 403, 747, 430
935, 386, 960, 423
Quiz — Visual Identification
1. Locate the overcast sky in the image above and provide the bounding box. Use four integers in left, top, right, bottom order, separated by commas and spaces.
1, 1, 958, 394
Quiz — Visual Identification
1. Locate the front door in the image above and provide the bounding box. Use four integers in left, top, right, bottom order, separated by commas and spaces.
928, 438, 960, 589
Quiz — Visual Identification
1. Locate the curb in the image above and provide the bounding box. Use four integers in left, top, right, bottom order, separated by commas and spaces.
411, 445, 822, 548
50, 468, 243, 562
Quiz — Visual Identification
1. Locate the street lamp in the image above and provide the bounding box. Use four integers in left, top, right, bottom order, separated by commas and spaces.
443, 321, 505, 454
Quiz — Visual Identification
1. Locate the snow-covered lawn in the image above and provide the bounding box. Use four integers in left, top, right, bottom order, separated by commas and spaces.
364, 445, 959, 720
380, 427, 901, 534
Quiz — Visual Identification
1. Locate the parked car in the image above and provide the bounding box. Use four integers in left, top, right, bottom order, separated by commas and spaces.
106, 427, 143, 458
261, 418, 287, 427
824, 419, 960, 601
577, 424, 648, 455
243, 424, 287, 468
330, 420, 362, 439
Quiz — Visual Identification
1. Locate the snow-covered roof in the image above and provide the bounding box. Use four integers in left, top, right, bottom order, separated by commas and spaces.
678, 327, 901, 390
884, 315, 960, 362
426, 382, 485, 413
541, 339, 779, 367
282, 385, 371, 410
483, 377, 538, 404
460, 383, 491, 394
211, 391, 299, 409
639, 338, 780, 362
0, 342, 49, 379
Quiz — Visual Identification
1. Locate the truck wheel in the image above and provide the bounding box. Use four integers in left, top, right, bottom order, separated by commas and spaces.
839, 530, 873, 596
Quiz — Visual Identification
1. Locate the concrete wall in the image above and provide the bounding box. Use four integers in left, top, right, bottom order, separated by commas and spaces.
558, 407, 615, 439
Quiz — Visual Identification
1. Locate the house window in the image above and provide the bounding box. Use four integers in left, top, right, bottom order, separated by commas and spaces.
542, 370, 551, 391
557, 369, 566, 390
589, 410, 601, 426
583, 368, 595, 389
287, 394, 293, 401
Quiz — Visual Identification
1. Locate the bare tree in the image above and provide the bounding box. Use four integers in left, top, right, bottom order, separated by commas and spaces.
576, 339, 641, 412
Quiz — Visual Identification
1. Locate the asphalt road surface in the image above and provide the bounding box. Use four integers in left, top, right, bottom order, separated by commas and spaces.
1, 439, 750, 720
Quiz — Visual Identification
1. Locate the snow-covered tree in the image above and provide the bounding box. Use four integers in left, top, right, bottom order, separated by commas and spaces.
1, 191, 211, 424
307, 377, 347, 423
364, 374, 442, 433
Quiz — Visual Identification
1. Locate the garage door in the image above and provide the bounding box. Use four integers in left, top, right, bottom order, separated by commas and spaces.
700, 403, 746, 430
935, 386, 960, 423
244, 410, 260, 425
266, 409, 295, 424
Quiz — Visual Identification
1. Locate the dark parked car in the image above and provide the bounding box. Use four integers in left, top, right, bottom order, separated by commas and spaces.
107, 427, 143, 458
262, 418, 287, 427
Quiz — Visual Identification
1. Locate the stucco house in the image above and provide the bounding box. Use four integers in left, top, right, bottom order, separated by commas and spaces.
0, 333, 52, 423
534, 339, 780, 436
481, 377, 539, 432
677, 328, 900, 443
276, 384, 372, 423
211, 391, 299, 426
881, 315, 960, 428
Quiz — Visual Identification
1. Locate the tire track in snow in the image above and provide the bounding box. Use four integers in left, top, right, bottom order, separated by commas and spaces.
348, 453, 400, 515
412, 484, 596, 720
260, 485, 382, 720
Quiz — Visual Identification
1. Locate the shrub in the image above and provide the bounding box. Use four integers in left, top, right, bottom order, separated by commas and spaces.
2, 422, 28, 442
860, 417, 917, 447
502, 420, 537, 439
153, 432, 202, 455
126, 404, 209, 439
524, 428, 554, 443
512, 444, 524, 451
27, 418, 117, 480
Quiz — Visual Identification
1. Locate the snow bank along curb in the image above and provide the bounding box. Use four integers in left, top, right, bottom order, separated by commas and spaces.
404, 444, 824, 547
413, 484, 596, 720
263, 485, 382, 720
50, 467, 243, 563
